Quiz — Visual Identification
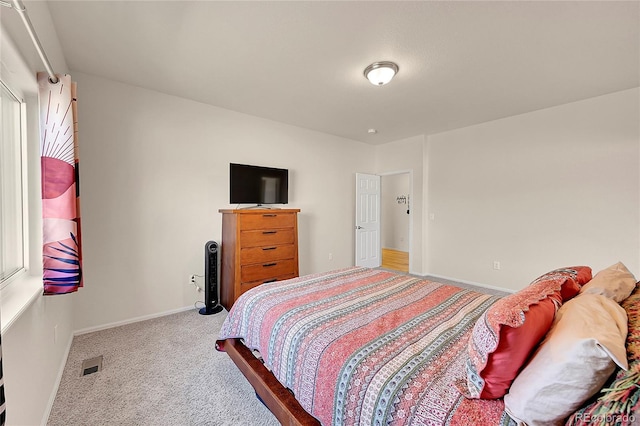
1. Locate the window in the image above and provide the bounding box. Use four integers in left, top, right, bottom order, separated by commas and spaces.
0, 80, 26, 285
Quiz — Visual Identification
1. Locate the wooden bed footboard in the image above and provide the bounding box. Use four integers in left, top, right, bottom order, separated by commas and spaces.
215, 338, 321, 426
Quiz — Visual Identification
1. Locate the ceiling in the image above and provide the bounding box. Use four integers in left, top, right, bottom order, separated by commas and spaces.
41, 1, 639, 144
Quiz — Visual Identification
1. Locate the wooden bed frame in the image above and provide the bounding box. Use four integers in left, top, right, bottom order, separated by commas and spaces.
215, 338, 321, 426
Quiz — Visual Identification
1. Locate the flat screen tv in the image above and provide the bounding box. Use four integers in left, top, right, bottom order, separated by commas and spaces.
229, 163, 289, 205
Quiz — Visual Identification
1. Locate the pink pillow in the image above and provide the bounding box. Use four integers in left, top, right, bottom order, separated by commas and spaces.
459, 266, 592, 399
579, 261, 636, 302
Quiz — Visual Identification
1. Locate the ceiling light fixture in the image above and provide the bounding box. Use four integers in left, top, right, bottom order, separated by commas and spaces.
364, 61, 399, 86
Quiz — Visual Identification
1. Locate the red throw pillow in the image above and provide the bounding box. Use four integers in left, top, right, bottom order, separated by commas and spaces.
459, 266, 592, 399
475, 295, 558, 398
542, 266, 591, 300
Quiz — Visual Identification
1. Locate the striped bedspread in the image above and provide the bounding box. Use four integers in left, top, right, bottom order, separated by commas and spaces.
219, 267, 507, 425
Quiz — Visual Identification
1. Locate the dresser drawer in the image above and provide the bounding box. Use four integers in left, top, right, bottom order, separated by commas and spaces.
240, 273, 297, 294
240, 229, 295, 248
219, 208, 299, 310
240, 244, 296, 265
241, 259, 297, 283
240, 213, 295, 230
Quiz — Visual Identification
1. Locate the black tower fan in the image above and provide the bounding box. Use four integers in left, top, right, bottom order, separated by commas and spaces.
200, 241, 224, 315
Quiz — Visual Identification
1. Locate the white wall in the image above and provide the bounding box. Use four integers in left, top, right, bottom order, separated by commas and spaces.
425, 89, 640, 291
1, 2, 76, 425
374, 135, 425, 274
72, 72, 373, 331
381, 173, 410, 251
2, 296, 75, 426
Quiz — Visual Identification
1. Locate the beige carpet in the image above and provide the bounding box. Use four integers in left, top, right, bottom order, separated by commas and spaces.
48, 275, 506, 426
47, 309, 279, 426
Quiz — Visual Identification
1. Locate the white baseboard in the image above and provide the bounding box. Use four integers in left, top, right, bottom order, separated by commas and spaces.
73, 305, 197, 336
419, 273, 515, 294
41, 332, 74, 426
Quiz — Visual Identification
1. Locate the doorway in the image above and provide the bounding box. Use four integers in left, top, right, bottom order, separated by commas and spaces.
380, 172, 411, 273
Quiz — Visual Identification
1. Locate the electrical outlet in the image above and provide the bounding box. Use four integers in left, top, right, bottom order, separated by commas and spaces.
54, 324, 58, 344
189, 274, 201, 292
328, 253, 333, 261
493, 261, 501, 270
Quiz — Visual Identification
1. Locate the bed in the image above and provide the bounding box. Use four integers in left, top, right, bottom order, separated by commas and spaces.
216, 265, 640, 426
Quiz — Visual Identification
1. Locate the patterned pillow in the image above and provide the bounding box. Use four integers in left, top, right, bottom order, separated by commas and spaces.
565, 281, 640, 426
459, 266, 592, 399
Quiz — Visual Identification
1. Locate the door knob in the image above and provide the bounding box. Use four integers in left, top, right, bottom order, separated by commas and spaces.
356, 226, 364, 230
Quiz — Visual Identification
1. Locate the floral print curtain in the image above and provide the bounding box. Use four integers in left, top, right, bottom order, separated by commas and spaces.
0, 338, 4, 425
38, 72, 83, 294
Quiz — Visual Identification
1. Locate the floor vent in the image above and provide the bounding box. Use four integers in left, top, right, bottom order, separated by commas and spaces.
81, 355, 103, 376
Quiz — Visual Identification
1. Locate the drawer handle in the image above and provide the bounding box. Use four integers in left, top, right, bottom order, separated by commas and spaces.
262, 231, 277, 235
263, 263, 277, 267
263, 214, 277, 217
262, 247, 277, 251
263, 278, 277, 283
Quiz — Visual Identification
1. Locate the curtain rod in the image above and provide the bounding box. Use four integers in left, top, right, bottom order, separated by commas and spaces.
1, 0, 59, 83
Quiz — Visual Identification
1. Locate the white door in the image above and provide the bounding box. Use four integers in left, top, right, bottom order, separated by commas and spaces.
355, 173, 381, 268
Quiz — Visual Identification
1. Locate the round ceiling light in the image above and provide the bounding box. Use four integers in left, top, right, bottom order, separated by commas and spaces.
363, 61, 399, 86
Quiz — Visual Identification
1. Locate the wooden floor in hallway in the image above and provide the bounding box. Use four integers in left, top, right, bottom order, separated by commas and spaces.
381, 248, 409, 273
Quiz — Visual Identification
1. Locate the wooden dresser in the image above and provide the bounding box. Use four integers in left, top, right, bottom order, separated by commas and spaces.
219, 209, 300, 309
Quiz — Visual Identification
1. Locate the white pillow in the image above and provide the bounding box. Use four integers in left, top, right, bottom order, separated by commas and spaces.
504, 293, 628, 426
579, 261, 636, 303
